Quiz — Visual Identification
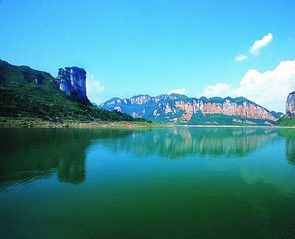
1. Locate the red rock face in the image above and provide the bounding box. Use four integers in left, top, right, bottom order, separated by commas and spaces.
102, 94, 281, 123
202, 103, 223, 114
174, 100, 277, 121
175, 101, 193, 121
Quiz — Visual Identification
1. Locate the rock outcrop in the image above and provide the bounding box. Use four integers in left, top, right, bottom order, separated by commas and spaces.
56, 67, 88, 103
101, 94, 283, 125
286, 91, 295, 118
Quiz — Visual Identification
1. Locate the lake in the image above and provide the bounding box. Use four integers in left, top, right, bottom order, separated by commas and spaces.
1, 127, 295, 239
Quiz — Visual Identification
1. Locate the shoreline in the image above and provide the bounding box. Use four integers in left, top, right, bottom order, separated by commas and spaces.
0, 117, 172, 129
0, 117, 295, 129
177, 124, 295, 129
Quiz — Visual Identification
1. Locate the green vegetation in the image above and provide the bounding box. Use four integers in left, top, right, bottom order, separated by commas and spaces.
277, 117, 295, 126
234, 97, 248, 104
208, 97, 224, 103
0, 60, 144, 124
187, 112, 276, 126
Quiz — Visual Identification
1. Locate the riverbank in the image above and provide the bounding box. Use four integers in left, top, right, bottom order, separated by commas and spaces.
179, 124, 295, 129
1, 117, 295, 129
0, 117, 171, 128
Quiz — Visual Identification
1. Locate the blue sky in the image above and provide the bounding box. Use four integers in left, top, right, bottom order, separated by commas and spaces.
1, 0, 295, 111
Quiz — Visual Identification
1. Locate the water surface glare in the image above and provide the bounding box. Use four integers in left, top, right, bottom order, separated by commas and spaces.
1, 127, 295, 239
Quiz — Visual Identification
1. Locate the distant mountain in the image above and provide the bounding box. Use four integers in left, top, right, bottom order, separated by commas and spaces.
0, 59, 137, 123
101, 94, 283, 125
278, 91, 295, 126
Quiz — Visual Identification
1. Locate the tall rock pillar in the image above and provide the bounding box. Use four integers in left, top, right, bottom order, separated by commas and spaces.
57, 67, 89, 103
286, 91, 295, 118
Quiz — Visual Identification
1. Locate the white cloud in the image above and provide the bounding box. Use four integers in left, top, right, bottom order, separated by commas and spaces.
168, 88, 187, 95
249, 33, 273, 55
86, 72, 105, 104
201, 60, 295, 112
234, 33, 273, 61
202, 82, 233, 98
235, 60, 295, 111
92, 80, 105, 92
235, 54, 247, 62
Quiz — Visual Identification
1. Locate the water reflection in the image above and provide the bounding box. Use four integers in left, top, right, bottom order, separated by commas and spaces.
1, 127, 295, 239
0, 127, 294, 187
100, 127, 278, 158
0, 129, 132, 186
279, 130, 295, 164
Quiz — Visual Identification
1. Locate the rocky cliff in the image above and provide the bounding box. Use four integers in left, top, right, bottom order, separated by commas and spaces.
101, 94, 283, 125
56, 67, 88, 103
278, 91, 295, 126
286, 91, 295, 118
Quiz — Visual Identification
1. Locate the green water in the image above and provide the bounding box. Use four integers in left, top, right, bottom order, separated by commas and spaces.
1, 127, 295, 239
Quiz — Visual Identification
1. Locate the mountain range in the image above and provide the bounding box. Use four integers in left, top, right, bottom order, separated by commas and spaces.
1, 59, 295, 127
101, 94, 284, 126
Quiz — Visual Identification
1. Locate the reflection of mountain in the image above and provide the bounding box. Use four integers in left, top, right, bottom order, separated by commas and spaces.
1, 127, 293, 187
0, 129, 132, 186
286, 137, 295, 164
100, 127, 278, 158
279, 130, 295, 164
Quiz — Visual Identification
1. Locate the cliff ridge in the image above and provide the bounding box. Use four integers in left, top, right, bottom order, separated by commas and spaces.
102, 94, 283, 125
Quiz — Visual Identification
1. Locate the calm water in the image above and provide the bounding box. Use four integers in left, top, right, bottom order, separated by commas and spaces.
1, 127, 295, 239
